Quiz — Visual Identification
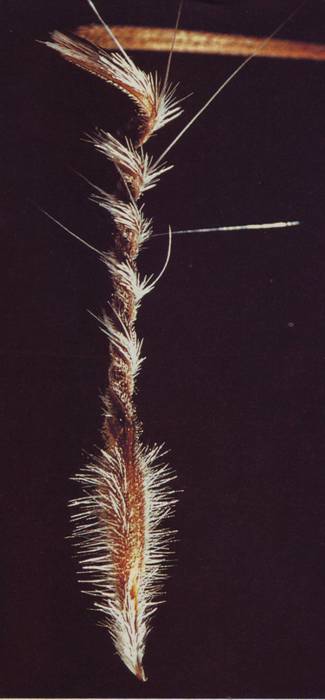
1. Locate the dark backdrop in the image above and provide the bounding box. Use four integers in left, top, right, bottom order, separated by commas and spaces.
1, 0, 325, 697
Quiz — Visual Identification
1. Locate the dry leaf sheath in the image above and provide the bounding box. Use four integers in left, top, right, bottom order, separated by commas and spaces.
45, 24, 182, 682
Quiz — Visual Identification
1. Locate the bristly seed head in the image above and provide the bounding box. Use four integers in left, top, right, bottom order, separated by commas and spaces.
45, 11, 180, 681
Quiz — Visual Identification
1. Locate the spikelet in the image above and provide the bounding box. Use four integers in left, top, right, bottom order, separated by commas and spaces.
45, 16, 181, 683
45, 31, 182, 145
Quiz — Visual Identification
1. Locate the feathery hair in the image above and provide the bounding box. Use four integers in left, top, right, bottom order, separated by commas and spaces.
45, 14, 181, 683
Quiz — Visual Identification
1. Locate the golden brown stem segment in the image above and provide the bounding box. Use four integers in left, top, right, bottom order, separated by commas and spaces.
76, 24, 325, 62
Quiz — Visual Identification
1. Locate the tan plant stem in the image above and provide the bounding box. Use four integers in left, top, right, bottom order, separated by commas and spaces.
76, 24, 325, 62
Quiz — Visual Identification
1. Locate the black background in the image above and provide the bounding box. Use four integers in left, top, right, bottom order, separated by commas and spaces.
1, 0, 325, 697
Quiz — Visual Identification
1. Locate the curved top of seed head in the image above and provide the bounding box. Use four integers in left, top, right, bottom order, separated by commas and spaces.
45, 31, 183, 145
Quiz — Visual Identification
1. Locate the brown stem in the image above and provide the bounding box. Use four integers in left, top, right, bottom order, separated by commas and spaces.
76, 24, 325, 62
